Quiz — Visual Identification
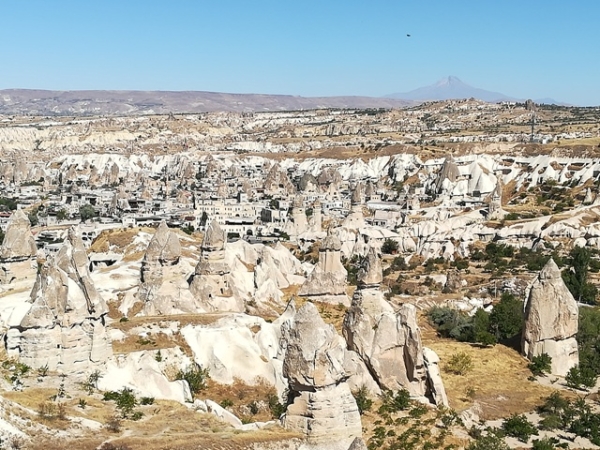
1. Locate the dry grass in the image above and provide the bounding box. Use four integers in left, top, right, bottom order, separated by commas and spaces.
111, 331, 192, 357
111, 313, 224, 333
422, 337, 556, 419
204, 377, 279, 423
90, 227, 153, 254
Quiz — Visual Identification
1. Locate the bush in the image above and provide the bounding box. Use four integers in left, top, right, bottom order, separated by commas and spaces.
352, 385, 373, 415
378, 389, 411, 414
502, 414, 538, 442
267, 393, 286, 419
140, 396, 154, 405
528, 353, 552, 376
445, 352, 474, 375
467, 432, 510, 450
565, 365, 598, 390
104, 415, 122, 433
381, 238, 399, 254
427, 306, 471, 341
532, 437, 563, 450
176, 365, 210, 394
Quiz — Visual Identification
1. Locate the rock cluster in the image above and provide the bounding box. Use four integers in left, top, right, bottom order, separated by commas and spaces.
298, 232, 349, 305
522, 258, 579, 376
6, 228, 112, 371
282, 302, 362, 445
343, 247, 447, 406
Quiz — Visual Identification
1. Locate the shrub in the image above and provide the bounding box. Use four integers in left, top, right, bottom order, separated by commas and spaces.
381, 238, 399, 254
427, 306, 471, 341
140, 396, 154, 405
176, 365, 210, 394
445, 352, 474, 375
220, 398, 234, 409
532, 437, 563, 450
352, 384, 373, 415
565, 365, 598, 390
528, 353, 552, 376
378, 389, 411, 414
267, 393, 286, 419
467, 432, 510, 450
502, 414, 538, 442
115, 388, 137, 418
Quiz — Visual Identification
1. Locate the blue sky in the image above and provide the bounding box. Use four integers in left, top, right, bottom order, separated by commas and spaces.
1, 0, 599, 105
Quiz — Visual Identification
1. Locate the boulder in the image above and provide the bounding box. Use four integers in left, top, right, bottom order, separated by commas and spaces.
522, 258, 579, 376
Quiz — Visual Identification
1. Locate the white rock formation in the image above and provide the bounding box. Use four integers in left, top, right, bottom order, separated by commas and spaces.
189, 220, 243, 312
282, 302, 362, 445
6, 228, 112, 371
98, 348, 192, 403
0, 210, 37, 260
343, 247, 447, 405
181, 307, 295, 397
522, 258, 579, 376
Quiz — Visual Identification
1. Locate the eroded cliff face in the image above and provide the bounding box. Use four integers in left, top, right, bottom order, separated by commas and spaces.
522, 258, 579, 376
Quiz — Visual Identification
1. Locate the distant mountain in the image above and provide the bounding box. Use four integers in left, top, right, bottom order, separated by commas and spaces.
386, 76, 516, 103
0, 89, 413, 116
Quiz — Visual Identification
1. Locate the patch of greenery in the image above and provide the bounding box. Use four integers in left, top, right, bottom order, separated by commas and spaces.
502, 414, 538, 443
352, 384, 373, 415
176, 365, 210, 394
528, 353, 552, 377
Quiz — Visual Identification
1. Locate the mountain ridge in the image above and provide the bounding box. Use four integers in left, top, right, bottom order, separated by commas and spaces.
386, 76, 565, 105
0, 88, 413, 116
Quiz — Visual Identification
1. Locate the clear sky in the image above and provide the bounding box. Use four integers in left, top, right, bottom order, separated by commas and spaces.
1, 0, 599, 105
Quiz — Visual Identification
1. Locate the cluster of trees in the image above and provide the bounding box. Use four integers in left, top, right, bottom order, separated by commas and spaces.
427, 292, 523, 347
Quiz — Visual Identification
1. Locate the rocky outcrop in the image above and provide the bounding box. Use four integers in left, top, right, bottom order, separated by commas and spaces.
298, 232, 349, 305
138, 221, 181, 303
282, 302, 362, 445
0, 210, 37, 260
522, 258, 579, 376
343, 247, 447, 406
137, 221, 196, 315
189, 220, 243, 312
6, 228, 112, 371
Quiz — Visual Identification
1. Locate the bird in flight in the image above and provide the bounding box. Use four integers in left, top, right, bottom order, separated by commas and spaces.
406, 34, 411, 37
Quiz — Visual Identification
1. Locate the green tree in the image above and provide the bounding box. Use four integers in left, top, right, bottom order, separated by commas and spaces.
563, 247, 598, 305
381, 238, 399, 254
56, 208, 68, 221
489, 292, 524, 341
565, 365, 598, 391
79, 204, 96, 222
199, 211, 208, 227
528, 353, 552, 376
502, 414, 538, 442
